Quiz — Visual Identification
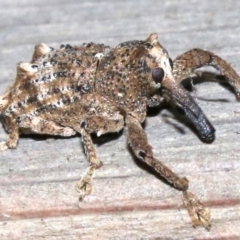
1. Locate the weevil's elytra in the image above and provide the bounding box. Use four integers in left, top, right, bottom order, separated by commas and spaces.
1, 33, 240, 230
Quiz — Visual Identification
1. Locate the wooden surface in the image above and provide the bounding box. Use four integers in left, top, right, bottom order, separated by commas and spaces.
0, 1, 240, 239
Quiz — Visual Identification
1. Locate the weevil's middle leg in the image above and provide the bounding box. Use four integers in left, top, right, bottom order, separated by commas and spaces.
74, 114, 124, 200
75, 122, 102, 201
173, 48, 240, 99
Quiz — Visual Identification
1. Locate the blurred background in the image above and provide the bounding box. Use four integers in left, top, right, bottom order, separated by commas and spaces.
0, 1, 240, 239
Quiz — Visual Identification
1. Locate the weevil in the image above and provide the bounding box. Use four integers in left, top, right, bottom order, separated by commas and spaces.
1, 33, 240, 229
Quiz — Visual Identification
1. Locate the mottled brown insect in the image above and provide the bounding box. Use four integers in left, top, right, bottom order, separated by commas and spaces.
1, 33, 240, 229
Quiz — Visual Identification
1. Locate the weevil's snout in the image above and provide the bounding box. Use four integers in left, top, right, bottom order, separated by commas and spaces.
161, 83, 215, 142
175, 101, 215, 142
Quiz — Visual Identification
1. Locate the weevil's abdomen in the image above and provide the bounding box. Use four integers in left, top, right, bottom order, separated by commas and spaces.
0, 42, 111, 122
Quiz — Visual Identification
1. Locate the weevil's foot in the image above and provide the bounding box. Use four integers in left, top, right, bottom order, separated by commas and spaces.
0, 141, 9, 151
182, 191, 211, 230
76, 167, 94, 201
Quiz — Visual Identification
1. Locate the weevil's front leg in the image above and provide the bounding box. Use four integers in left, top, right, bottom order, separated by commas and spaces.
173, 48, 240, 99
182, 191, 211, 230
126, 114, 211, 229
126, 114, 188, 191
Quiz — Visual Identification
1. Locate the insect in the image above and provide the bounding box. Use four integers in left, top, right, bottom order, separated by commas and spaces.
0, 33, 240, 229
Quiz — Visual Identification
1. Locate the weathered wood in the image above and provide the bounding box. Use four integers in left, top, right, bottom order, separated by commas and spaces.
0, 0, 240, 239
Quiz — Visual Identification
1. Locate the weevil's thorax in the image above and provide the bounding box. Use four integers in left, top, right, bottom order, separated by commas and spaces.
95, 33, 173, 112
0, 43, 111, 127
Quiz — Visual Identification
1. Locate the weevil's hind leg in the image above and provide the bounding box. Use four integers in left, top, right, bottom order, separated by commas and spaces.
173, 48, 240, 99
0, 115, 77, 151
73, 115, 124, 201
126, 114, 211, 229
17, 115, 77, 136
0, 124, 19, 151
0, 92, 16, 151
0, 91, 10, 112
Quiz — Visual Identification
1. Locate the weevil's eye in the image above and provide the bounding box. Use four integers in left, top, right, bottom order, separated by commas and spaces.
169, 58, 173, 70
152, 67, 165, 83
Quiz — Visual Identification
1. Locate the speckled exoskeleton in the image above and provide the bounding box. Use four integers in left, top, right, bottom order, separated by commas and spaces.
1, 33, 240, 229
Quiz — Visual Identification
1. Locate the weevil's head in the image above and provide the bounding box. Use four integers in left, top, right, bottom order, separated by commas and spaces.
116, 33, 174, 98
130, 33, 216, 142
97, 33, 215, 142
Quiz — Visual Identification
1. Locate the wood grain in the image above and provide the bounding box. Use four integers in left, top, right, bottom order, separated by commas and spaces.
0, 0, 240, 239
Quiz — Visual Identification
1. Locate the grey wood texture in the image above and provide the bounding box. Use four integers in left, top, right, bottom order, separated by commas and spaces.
0, 0, 240, 239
